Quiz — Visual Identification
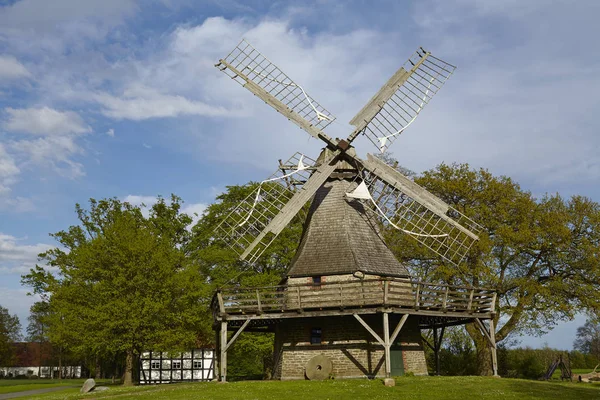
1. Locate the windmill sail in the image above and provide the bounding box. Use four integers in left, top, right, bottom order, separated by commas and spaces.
358, 154, 482, 266
216, 40, 338, 148
348, 48, 456, 152
213, 153, 317, 259
239, 153, 339, 263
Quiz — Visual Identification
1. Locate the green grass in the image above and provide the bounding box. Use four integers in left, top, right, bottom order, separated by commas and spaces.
0, 379, 113, 394
21, 376, 600, 400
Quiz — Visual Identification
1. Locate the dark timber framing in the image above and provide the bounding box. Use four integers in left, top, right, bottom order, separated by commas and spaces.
212, 277, 497, 381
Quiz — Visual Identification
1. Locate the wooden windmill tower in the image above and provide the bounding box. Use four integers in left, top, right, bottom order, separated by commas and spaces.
211, 40, 498, 381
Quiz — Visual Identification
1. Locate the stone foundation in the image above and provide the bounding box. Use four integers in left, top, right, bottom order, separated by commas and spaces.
272, 314, 428, 380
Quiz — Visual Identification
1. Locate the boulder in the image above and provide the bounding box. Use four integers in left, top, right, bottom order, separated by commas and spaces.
81, 378, 96, 393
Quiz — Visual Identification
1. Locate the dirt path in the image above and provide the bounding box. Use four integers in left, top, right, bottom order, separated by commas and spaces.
0, 386, 77, 399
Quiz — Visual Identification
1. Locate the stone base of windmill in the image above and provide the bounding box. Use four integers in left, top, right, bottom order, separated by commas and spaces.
272, 313, 428, 380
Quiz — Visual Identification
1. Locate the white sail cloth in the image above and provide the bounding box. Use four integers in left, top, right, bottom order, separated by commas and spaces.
346, 181, 448, 238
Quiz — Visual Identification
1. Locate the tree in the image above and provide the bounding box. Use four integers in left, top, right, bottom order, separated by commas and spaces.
22, 196, 206, 385
26, 301, 51, 376
574, 319, 600, 363
388, 163, 600, 375
0, 306, 21, 366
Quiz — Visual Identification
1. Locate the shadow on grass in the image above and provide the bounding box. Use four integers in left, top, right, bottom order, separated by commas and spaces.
505, 380, 600, 400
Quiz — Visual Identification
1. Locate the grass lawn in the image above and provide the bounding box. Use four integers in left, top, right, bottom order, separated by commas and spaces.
21, 376, 600, 400
0, 379, 113, 394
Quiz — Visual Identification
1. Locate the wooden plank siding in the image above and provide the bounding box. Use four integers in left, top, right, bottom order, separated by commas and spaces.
212, 278, 496, 321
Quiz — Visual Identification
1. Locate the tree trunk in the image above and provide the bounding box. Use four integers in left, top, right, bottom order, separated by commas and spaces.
58, 348, 62, 381
466, 323, 494, 376
123, 350, 134, 386
476, 342, 493, 376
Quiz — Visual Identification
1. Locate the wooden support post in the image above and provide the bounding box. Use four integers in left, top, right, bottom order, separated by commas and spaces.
220, 321, 227, 382
223, 319, 252, 353
442, 287, 448, 312
383, 312, 391, 378
415, 284, 421, 310
217, 291, 225, 315
214, 328, 220, 380
389, 314, 408, 344
256, 290, 262, 314
490, 319, 498, 377
433, 328, 440, 376
432, 326, 445, 376
467, 289, 474, 313
353, 314, 384, 346
296, 286, 301, 311
383, 280, 389, 305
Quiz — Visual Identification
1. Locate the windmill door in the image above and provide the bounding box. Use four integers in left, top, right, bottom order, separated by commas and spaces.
390, 348, 404, 376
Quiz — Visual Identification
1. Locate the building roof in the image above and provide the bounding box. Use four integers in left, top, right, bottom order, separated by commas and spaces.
9, 342, 53, 367
285, 170, 410, 278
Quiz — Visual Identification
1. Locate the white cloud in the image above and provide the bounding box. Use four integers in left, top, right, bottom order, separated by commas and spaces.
92, 84, 237, 120
10, 135, 85, 179
106, 128, 115, 137
4, 107, 90, 136
0, 286, 39, 326
182, 202, 207, 225
123, 195, 158, 207
0, 55, 31, 81
0, 233, 52, 275
0, 144, 20, 195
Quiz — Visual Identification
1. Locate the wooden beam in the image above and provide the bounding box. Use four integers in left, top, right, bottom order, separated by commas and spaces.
240, 157, 339, 260
347, 52, 429, 142
218, 59, 337, 148
220, 321, 227, 382
389, 314, 409, 344
383, 312, 391, 378
421, 335, 435, 351
223, 318, 252, 353
474, 318, 496, 349
217, 291, 225, 315
490, 319, 499, 377
354, 314, 384, 346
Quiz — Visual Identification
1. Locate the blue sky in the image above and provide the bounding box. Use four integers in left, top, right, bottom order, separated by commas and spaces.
0, 0, 599, 348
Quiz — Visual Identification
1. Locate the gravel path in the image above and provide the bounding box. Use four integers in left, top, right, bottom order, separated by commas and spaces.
0, 386, 77, 399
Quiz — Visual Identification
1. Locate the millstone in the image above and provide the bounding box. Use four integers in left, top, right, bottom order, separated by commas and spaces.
80, 378, 96, 393
305, 354, 333, 380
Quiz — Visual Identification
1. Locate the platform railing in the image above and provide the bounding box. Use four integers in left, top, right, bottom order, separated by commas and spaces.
212, 278, 496, 318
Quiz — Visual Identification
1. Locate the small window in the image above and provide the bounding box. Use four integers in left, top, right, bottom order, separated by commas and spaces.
172, 360, 181, 369
310, 327, 322, 344
151, 361, 160, 369
193, 360, 202, 369
312, 276, 321, 286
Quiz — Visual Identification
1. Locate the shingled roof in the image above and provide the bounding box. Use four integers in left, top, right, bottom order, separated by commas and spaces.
285, 167, 410, 278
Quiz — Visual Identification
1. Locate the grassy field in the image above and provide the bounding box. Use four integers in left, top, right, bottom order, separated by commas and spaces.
12, 376, 600, 400
0, 379, 112, 394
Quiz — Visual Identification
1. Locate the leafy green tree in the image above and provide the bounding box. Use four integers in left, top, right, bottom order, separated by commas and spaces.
26, 301, 51, 376
22, 196, 206, 385
574, 319, 600, 363
0, 306, 21, 366
389, 163, 600, 375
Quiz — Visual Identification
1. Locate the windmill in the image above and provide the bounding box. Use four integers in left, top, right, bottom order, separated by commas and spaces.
211, 40, 497, 381
214, 39, 481, 268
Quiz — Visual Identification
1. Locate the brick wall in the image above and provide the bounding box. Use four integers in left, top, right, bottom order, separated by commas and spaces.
272, 314, 428, 380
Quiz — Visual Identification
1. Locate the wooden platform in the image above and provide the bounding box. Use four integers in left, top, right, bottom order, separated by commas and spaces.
212, 277, 496, 327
